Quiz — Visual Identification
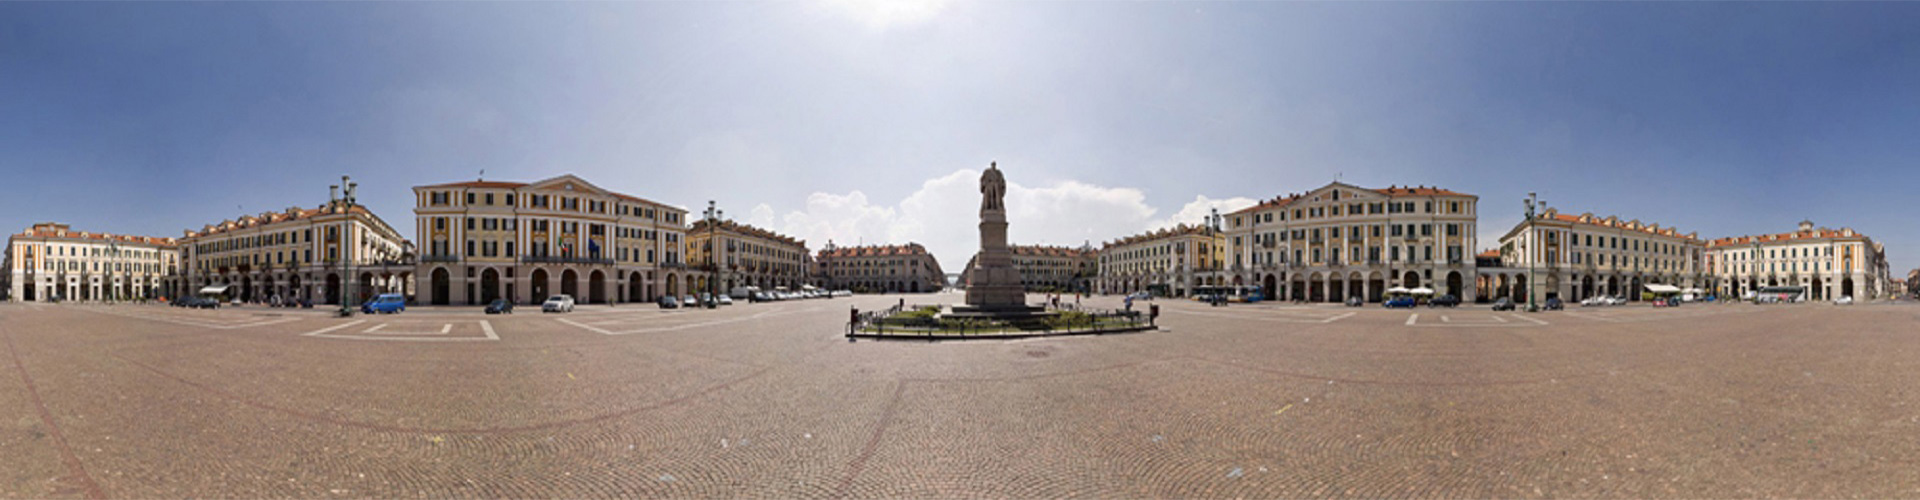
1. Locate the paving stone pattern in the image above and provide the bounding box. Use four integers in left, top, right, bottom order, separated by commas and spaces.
1, 296, 1918, 498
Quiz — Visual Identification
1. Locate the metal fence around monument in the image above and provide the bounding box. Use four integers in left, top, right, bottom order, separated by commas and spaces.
846, 304, 1152, 338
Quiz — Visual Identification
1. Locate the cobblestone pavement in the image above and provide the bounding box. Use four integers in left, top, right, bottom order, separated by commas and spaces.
3, 295, 1919, 498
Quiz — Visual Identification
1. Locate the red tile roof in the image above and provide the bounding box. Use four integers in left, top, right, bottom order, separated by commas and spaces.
16, 223, 177, 247
1533, 210, 1698, 241
1706, 227, 1865, 247
1104, 223, 1216, 248
1230, 183, 1472, 216
1009, 244, 1096, 258
688, 219, 805, 247
417, 180, 529, 189
816, 243, 930, 259
1373, 185, 1470, 197
186, 204, 377, 238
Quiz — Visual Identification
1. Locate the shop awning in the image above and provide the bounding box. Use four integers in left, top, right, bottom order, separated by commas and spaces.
1644, 284, 1682, 293
198, 285, 230, 295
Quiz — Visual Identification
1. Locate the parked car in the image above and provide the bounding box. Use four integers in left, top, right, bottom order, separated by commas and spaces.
1491, 297, 1516, 311
1544, 297, 1564, 311
1428, 294, 1460, 308
541, 295, 576, 313
716, 294, 733, 305
751, 292, 772, 303
1345, 296, 1364, 307
1384, 296, 1418, 308
1834, 295, 1854, 305
485, 298, 514, 314
681, 295, 699, 307
657, 295, 680, 309
361, 293, 407, 314
189, 296, 220, 309
1127, 291, 1152, 301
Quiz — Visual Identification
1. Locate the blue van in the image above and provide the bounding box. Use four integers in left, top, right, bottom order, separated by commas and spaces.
362, 293, 407, 314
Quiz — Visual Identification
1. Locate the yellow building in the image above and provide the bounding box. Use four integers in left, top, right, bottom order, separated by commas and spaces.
6, 223, 180, 302
1490, 209, 1705, 303
959, 244, 1097, 293
815, 242, 946, 293
686, 219, 808, 296
1706, 220, 1889, 301
413, 174, 689, 305
181, 202, 409, 305
1098, 224, 1225, 297
1225, 182, 1479, 302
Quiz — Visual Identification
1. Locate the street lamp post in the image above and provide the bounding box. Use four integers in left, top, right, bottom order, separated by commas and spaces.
1524, 192, 1540, 312
703, 201, 724, 309
332, 176, 358, 317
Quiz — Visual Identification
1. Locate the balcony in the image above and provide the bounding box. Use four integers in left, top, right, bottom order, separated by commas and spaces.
419, 254, 461, 263
520, 256, 616, 265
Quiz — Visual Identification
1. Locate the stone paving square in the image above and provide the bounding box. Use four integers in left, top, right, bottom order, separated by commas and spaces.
3, 296, 1919, 498
301, 318, 500, 342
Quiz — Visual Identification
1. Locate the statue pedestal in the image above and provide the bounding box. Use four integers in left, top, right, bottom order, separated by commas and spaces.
964, 212, 1033, 312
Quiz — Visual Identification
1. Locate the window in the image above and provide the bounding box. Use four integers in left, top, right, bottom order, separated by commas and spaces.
466, 192, 475, 205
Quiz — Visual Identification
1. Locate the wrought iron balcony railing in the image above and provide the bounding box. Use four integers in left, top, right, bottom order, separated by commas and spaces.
519, 256, 615, 265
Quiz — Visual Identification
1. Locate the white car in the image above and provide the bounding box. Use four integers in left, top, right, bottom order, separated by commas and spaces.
1833, 295, 1854, 305
716, 294, 733, 305
541, 295, 575, 313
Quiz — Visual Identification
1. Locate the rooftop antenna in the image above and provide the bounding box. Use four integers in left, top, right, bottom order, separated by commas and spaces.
479, 169, 485, 182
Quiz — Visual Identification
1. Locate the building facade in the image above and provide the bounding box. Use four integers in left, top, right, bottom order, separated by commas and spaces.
1487, 209, 1706, 303
1098, 224, 1226, 297
1705, 221, 1890, 301
1225, 182, 1479, 302
181, 202, 410, 304
685, 219, 808, 296
6, 223, 180, 302
962, 244, 1097, 293
814, 242, 945, 293
413, 175, 690, 306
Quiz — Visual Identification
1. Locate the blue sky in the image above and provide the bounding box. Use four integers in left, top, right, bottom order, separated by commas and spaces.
4, 2, 1917, 273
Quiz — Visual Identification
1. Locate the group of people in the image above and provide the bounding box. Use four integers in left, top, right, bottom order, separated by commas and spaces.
1046, 292, 1082, 310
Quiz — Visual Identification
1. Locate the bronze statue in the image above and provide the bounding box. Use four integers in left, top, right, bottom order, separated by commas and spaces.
980, 161, 1005, 213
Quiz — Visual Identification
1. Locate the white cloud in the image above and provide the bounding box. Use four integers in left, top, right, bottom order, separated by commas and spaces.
768, 168, 1166, 273
1148, 195, 1258, 231
820, 0, 952, 30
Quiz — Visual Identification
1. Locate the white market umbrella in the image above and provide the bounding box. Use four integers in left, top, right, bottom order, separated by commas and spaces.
1409, 287, 1435, 295
1385, 287, 1411, 294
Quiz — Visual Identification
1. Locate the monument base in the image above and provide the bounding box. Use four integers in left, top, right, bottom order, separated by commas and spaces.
941, 304, 1056, 320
